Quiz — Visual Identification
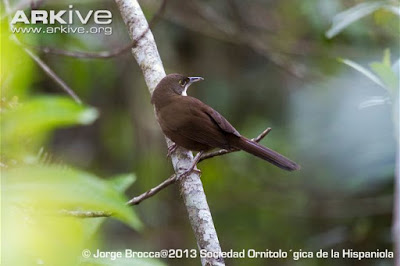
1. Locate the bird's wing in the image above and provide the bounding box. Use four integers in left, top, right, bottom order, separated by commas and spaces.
183, 97, 241, 149
201, 105, 241, 137
159, 96, 240, 149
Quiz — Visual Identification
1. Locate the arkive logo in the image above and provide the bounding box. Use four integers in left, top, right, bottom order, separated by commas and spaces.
11, 5, 112, 25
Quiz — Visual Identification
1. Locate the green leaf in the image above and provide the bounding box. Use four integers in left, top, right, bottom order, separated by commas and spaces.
3, 204, 90, 266
82, 174, 137, 239
370, 49, 399, 92
1, 96, 98, 157
108, 174, 137, 192
338, 58, 386, 88
2, 165, 142, 230
326, 1, 388, 38
0, 21, 34, 99
2, 96, 98, 138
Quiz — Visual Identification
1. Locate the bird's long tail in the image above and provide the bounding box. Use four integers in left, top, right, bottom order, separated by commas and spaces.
232, 136, 300, 171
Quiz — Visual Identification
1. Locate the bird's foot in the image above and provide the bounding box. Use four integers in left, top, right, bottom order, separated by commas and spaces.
193, 169, 201, 174
175, 151, 204, 181
175, 167, 201, 181
166, 143, 178, 158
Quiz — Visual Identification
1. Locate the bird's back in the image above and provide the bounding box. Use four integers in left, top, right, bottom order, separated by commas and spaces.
156, 96, 238, 151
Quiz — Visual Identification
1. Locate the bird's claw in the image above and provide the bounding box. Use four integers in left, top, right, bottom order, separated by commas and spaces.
175, 167, 201, 181
166, 143, 178, 158
193, 169, 201, 174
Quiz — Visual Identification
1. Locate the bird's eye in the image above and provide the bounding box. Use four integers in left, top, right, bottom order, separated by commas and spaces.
179, 79, 187, 87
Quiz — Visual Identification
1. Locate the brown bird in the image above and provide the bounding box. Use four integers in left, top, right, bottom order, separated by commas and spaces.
151, 73, 300, 176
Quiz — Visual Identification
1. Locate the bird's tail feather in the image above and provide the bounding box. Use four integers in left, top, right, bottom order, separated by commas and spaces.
233, 137, 300, 171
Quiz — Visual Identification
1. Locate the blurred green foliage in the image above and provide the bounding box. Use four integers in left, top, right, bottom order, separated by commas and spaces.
325, 1, 400, 38
2, 96, 98, 158
0, 18, 145, 266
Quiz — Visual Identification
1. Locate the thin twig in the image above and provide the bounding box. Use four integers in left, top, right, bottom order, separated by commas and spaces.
60, 121, 272, 219
59, 209, 112, 218
252, 127, 272, 142
23, 47, 83, 104
61, 174, 176, 215
127, 174, 177, 205
126, 127, 272, 206
24, 0, 166, 59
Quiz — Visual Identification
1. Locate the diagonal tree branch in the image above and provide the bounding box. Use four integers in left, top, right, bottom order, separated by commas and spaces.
64, 128, 271, 215
127, 173, 176, 206
126, 127, 272, 206
127, 127, 271, 205
114, 0, 224, 265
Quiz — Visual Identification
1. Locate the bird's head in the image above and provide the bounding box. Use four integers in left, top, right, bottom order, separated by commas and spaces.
156, 73, 204, 96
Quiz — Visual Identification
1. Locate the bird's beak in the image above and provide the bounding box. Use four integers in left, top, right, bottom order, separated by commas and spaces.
182, 77, 204, 96
188, 77, 204, 84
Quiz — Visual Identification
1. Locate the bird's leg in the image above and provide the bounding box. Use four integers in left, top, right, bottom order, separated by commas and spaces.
166, 143, 178, 158
176, 151, 204, 181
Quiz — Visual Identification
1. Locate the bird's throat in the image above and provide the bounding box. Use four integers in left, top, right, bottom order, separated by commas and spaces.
181, 84, 190, 96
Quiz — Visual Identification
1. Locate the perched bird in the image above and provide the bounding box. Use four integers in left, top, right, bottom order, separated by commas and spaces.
151, 73, 300, 175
